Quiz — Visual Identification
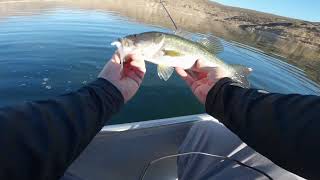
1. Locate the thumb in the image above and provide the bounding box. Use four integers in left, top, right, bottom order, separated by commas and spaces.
192, 59, 217, 73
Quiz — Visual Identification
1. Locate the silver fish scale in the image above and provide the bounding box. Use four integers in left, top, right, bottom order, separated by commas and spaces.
161, 33, 228, 68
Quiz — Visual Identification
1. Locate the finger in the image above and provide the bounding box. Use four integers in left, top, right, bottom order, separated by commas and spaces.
192, 78, 208, 88
191, 80, 202, 93
196, 71, 208, 79
105, 57, 121, 71
175, 67, 188, 77
180, 69, 205, 80
123, 60, 145, 80
131, 54, 144, 62
112, 51, 121, 64
192, 59, 217, 73
123, 61, 145, 81
199, 77, 209, 84
207, 67, 229, 82
175, 67, 195, 86
207, 70, 218, 81
130, 59, 146, 73
127, 65, 145, 79
185, 70, 198, 79
126, 70, 142, 86
192, 78, 210, 92
134, 69, 145, 79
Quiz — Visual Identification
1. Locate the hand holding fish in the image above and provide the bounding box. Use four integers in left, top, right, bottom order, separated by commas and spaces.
176, 59, 229, 104
111, 31, 252, 103
98, 52, 146, 103
112, 32, 251, 86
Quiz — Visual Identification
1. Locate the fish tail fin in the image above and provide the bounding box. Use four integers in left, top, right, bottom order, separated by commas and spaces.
230, 64, 253, 88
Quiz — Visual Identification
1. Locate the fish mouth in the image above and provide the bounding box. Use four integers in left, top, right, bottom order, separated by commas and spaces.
111, 38, 122, 47
111, 41, 121, 47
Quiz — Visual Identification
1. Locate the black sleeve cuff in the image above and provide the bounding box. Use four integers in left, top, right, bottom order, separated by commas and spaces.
86, 78, 124, 114
205, 78, 234, 113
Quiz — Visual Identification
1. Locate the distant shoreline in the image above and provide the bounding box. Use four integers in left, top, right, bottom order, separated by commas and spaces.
67, 0, 320, 81
161, 0, 320, 81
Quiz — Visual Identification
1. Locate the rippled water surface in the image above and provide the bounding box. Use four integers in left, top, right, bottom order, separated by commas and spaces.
0, 2, 319, 124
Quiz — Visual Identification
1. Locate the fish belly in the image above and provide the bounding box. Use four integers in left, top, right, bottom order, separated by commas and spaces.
146, 55, 219, 69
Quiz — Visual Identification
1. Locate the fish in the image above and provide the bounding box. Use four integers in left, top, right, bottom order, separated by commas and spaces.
111, 31, 252, 87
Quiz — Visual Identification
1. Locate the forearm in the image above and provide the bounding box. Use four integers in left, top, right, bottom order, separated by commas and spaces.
205, 78, 320, 179
0, 78, 124, 180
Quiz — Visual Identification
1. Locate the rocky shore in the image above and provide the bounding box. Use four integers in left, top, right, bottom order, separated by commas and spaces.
157, 0, 320, 81
187, 0, 320, 80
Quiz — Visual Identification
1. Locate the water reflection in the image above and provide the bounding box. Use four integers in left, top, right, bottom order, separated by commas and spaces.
0, 0, 319, 123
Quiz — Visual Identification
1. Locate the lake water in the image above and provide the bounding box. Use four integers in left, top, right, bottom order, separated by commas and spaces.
0, 2, 319, 124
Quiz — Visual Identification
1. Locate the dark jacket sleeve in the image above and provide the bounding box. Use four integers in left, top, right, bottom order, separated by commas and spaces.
205, 78, 320, 180
0, 78, 124, 180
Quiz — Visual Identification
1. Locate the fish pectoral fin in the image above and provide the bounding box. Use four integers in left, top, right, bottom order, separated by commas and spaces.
198, 35, 224, 54
157, 65, 174, 81
162, 49, 183, 57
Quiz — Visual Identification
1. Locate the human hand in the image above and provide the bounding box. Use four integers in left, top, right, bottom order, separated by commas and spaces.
176, 59, 230, 104
98, 52, 146, 103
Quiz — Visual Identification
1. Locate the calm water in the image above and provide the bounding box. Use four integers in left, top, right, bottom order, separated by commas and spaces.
0, 5, 319, 124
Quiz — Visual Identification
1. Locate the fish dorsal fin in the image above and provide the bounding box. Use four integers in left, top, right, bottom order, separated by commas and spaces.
174, 29, 193, 39
157, 64, 174, 81
198, 35, 224, 54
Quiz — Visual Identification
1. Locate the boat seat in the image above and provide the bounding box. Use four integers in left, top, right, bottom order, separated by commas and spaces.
60, 172, 85, 180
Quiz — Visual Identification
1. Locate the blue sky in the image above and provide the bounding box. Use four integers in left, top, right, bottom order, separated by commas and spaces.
212, 0, 320, 22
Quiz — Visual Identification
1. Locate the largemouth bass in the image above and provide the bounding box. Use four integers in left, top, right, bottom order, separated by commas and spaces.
112, 31, 252, 87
